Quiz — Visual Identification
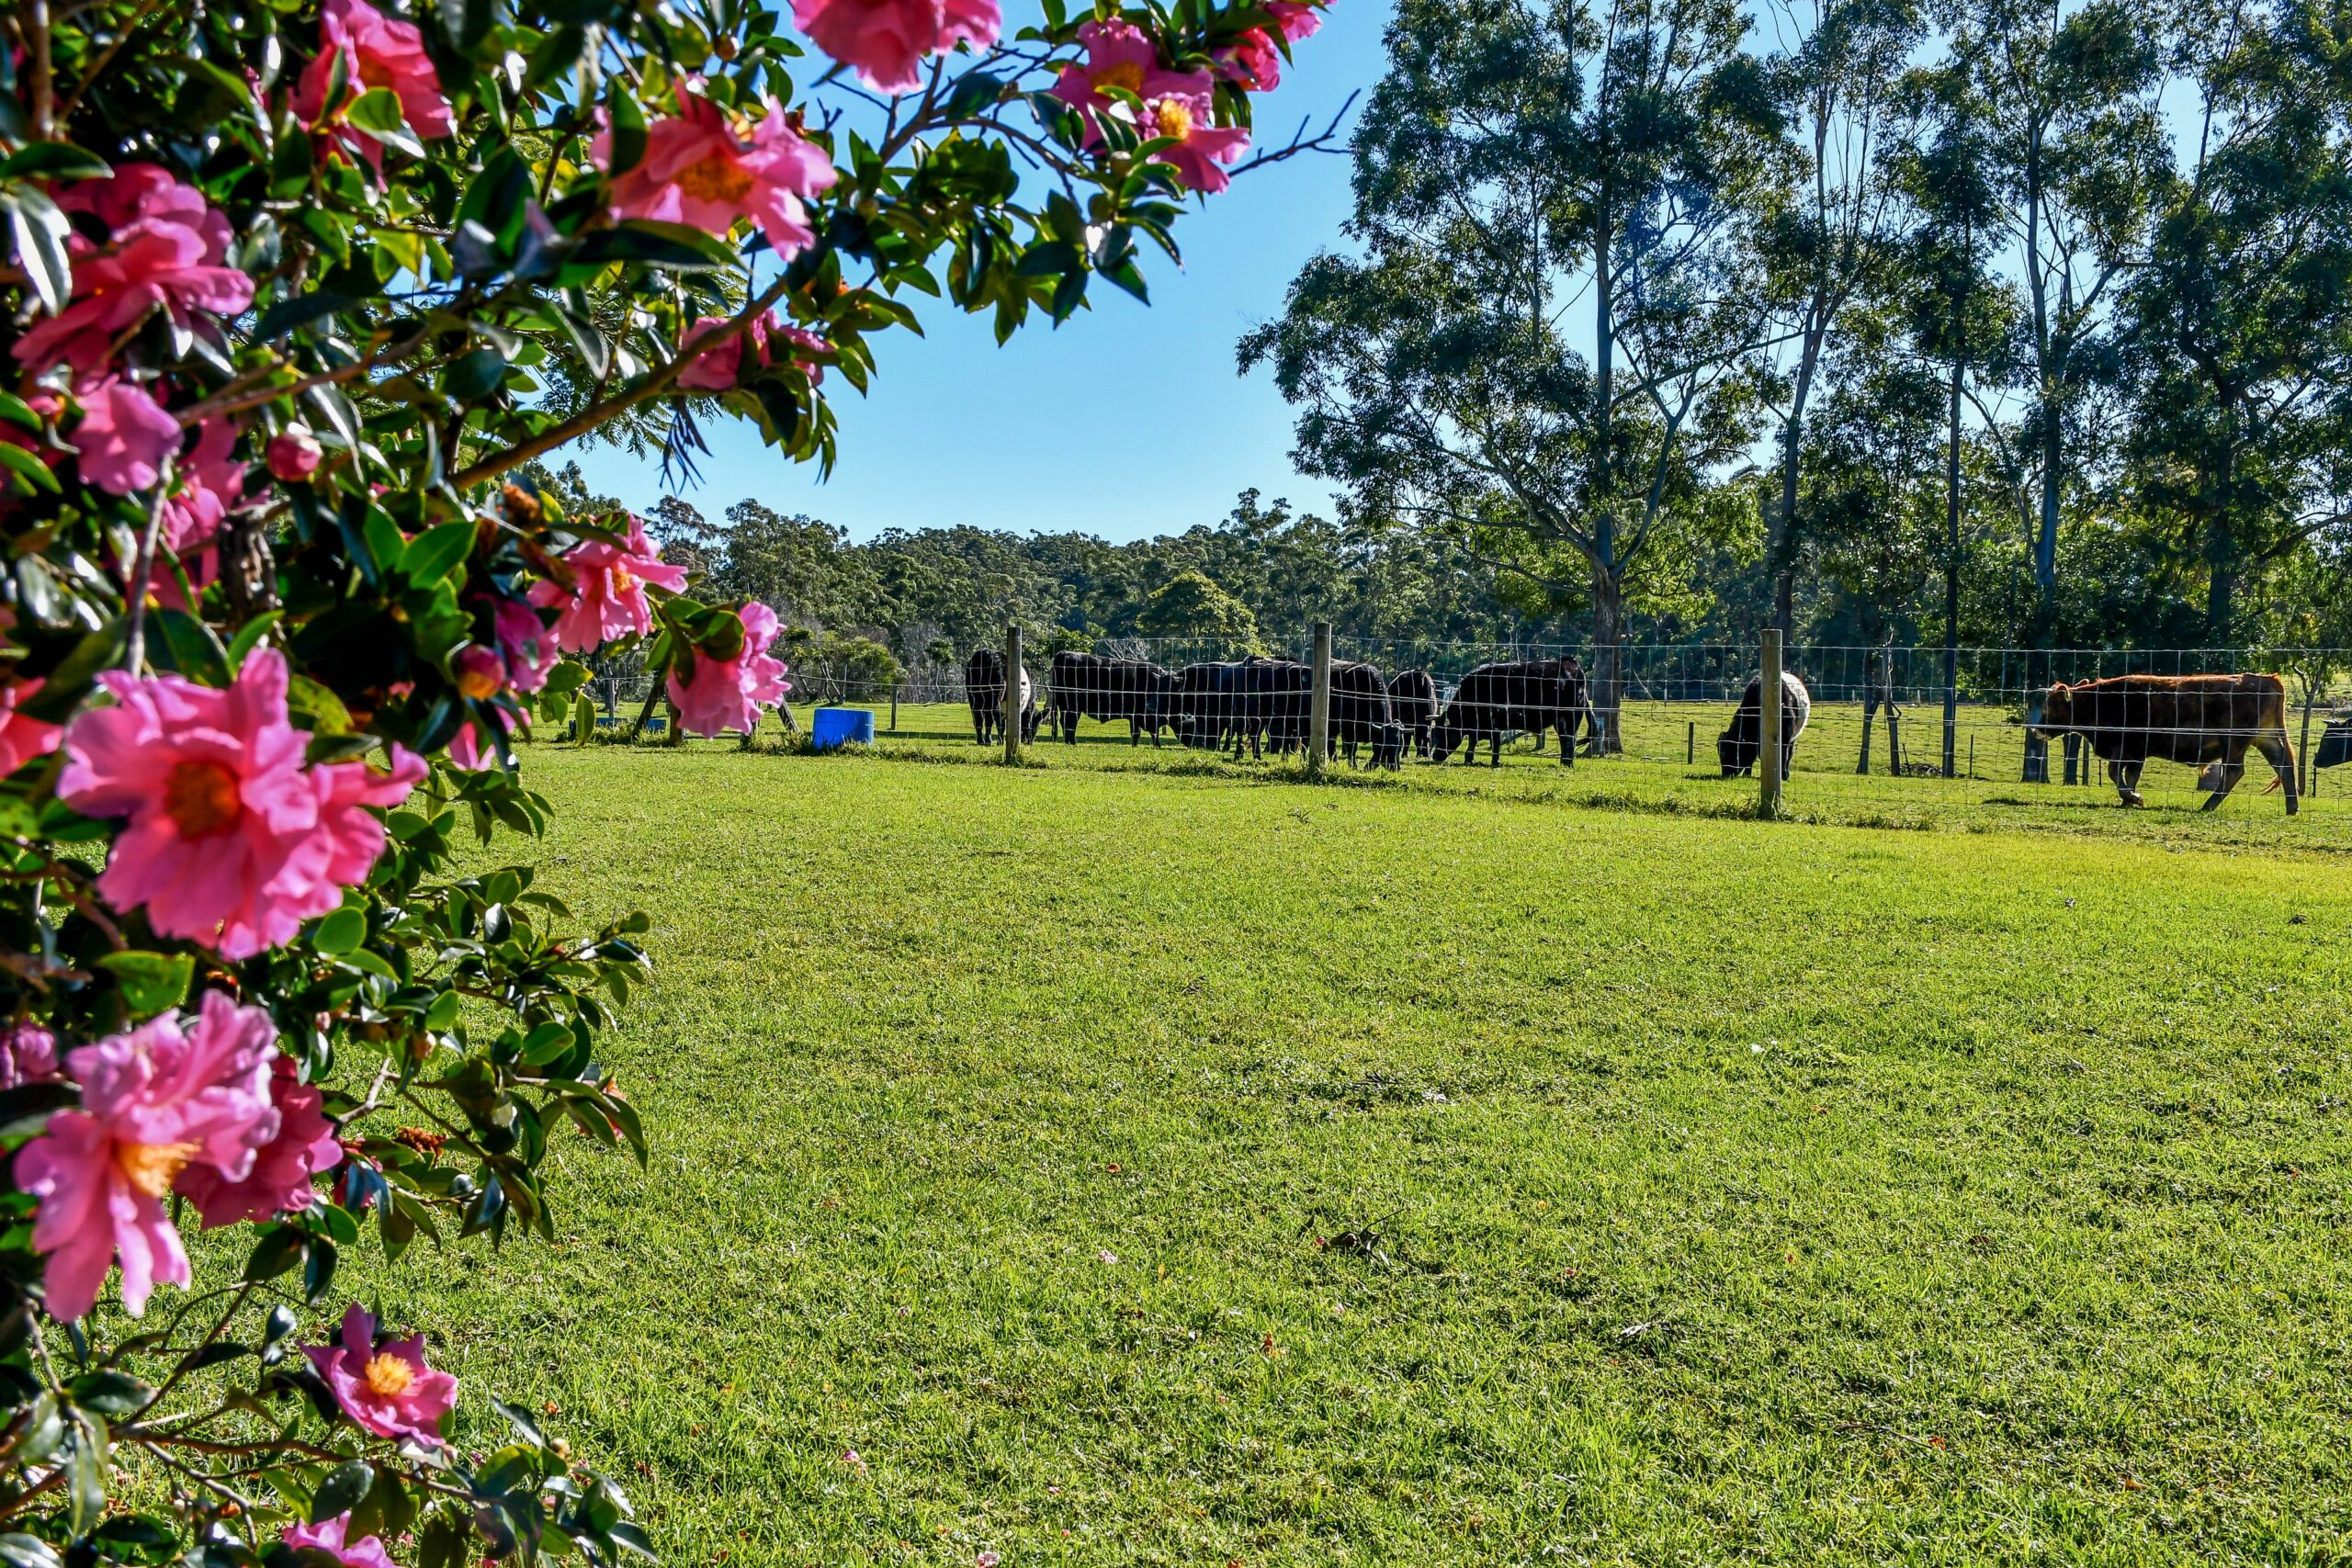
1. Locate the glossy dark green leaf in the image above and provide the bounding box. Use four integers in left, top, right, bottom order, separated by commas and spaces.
92, 951, 194, 1020
311, 1459, 375, 1524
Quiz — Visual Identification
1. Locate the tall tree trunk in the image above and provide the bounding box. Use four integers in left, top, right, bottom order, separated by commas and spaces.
1943, 347, 1963, 781
2021, 123, 2054, 785
1589, 177, 1619, 756
1770, 324, 1822, 638
1589, 562, 1623, 757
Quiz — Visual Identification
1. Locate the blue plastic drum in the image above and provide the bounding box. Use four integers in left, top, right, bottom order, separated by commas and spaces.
810, 707, 876, 750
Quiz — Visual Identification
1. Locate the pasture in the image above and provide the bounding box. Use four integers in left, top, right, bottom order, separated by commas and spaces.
346, 733, 2352, 1565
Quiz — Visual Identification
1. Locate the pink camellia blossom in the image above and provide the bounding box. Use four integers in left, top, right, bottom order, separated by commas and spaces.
304, 1303, 458, 1447
280, 1515, 397, 1568
54, 164, 235, 263
17, 991, 280, 1319
789, 0, 1001, 96
453, 646, 504, 701
1216, 28, 1282, 90
526, 513, 689, 653
599, 91, 835, 257
0, 677, 62, 777
177, 1055, 340, 1228
16, 222, 254, 379
58, 649, 316, 958
292, 0, 457, 171
446, 709, 520, 772
146, 418, 245, 607
674, 311, 829, 392
267, 427, 323, 481
72, 378, 183, 497
490, 597, 559, 694
296, 745, 427, 897
1266, 0, 1324, 41
1051, 21, 1211, 140
0, 1023, 58, 1089
1140, 95, 1250, 194
666, 602, 792, 737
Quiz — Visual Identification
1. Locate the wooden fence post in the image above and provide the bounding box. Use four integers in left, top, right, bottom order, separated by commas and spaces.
1307, 620, 1332, 780
1686, 720, 1694, 766
1759, 628, 1784, 818
1002, 623, 1022, 766
890, 681, 899, 733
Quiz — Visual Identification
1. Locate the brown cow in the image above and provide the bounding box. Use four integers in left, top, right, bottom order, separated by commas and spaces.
2030, 673, 2299, 815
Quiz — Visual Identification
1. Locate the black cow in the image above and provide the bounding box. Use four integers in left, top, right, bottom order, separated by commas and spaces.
1048, 652, 1176, 746
1430, 659, 1588, 767
1173, 661, 1242, 750
2314, 714, 2352, 772
1387, 669, 1438, 758
1718, 671, 1812, 777
1237, 656, 1311, 760
1329, 660, 1406, 769
965, 649, 1041, 746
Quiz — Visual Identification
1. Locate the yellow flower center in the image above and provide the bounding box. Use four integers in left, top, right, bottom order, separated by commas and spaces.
609, 564, 636, 596
1095, 61, 1146, 96
163, 759, 242, 839
363, 1352, 416, 1398
1152, 98, 1194, 141
115, 1140, 198, 1200
675, 154, 754, 206
456, 664, 502, 701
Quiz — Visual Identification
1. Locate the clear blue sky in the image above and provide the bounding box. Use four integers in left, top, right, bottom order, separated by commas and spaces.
565, 6, 1396, 545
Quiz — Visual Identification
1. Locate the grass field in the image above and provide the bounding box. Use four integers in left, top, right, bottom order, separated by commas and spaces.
326, 725, 2352, 1565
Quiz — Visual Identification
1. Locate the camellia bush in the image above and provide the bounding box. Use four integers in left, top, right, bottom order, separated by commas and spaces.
0, 0, 1329, 1560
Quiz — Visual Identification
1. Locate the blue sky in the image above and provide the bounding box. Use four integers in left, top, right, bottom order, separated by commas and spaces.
565, 6, 1396, 545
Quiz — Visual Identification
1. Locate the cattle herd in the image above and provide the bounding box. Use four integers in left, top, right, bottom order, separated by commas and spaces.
953, 649, 2321, 815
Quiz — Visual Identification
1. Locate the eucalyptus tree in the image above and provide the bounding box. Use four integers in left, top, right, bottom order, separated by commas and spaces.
2120, 0, 2352, 641
1755, 0, 1922, 636
1241, 0, 1785, 751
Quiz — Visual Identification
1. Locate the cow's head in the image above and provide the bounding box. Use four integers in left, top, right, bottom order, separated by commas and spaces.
2317, 715, 2352, 771
1717, 728, 1754, 777
1427, 709, 1462, 763
1370, 722, 1407, 771
2028, 682, 2074, 736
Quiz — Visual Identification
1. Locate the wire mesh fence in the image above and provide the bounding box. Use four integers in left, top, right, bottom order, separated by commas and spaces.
575, 635, 2352, 795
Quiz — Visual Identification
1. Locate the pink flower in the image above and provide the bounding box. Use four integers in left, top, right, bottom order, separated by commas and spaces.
281, 1515, 397, 1568
304, 1303, 458, 1447
527, 514, 690, 653
54, 164, 234, 263
292, 0, 456, 171
454, 646, 504, 701
674, 311, 828, 392
60, 649, 317, 959
666, 602, 792, 737
490, 597, 559, 694
1140, 95, 1250, 194
445, 709, 518, 772
1266, 0, 1324, 41
72, 378, 182, 497
17, 991, 280, 1319
0, 1023, 58, 1089
295, 744, 427, 896
16, 222, 254, 378
143, 418, 245, 606
599, 91, 835, 259
176, 1055, 339, 1227
1051, 22, 1211, 141
0, 677, 62, 777
789, 0, 1001, 95
267, 427, 323, 480
1216, 28, 1282, 90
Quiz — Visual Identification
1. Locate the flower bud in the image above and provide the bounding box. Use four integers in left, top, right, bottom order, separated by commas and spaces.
266, 427, 323, 481
455, 646, 504, 700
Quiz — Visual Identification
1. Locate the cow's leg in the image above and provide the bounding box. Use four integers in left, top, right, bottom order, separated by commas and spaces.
1490, 732, 1502, 769
2201, 753, 2245, 811
2255, 728, 2300, 815
2106, 757, 2143, 807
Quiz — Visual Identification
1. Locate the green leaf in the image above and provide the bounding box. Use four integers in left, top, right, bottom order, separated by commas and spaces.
311, 1459, 375, 1524
0, 442, 59, 495
346, 87, 426, 158
254, 292, 360, 343
441, 347, 508, 401
288, 673, 355, 735
242, 1225, 306, 1282
64, 1413, 105, 1538
0, 1533, 62, 1568
93, 952, 193, 1020
312, 907, 367, 956
607, 85, 648, 177
402, 519, 477, 585
225, 610, 283, 672
6, 189, 72, 315
153, 608, 230, 687
64, 1371, 153, 1418
0, 144, 109, 181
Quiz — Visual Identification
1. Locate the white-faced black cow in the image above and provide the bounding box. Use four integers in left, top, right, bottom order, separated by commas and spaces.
1718, 671, 1811, 777
965, 649, 1041, 746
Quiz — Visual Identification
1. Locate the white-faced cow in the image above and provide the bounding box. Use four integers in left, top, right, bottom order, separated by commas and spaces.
965, 649, 1040, 746
1718, 671, 1812, 778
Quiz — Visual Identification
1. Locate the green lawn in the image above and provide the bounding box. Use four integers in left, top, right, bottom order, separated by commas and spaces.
343, 734, 2351, 1565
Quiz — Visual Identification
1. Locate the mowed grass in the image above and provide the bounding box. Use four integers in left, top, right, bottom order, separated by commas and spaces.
341, 734, 2352, 1566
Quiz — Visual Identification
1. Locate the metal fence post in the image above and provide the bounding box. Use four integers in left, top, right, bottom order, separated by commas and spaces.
1002, 623, 1022, 766
1307, 620, 1331, 779
1759, 628, 1784, 818
1686, 720, 1694, 766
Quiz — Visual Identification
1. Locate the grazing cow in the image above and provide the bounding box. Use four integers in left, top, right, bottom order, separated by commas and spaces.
2030, 672, 2298, 814
965, 649, 1041, 746
1173, 660, 1242, 750
1430, 659, 1588, 767
1387, 669, 1438, 758
1717, 671, 1812, 778
1048, 652, 1176, 746
1329, 660, 1406, 769
1237, 656, 1312, 760
2314, 714, 2352, 773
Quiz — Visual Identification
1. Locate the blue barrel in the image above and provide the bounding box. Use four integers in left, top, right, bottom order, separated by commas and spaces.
810, 707, 876, 750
